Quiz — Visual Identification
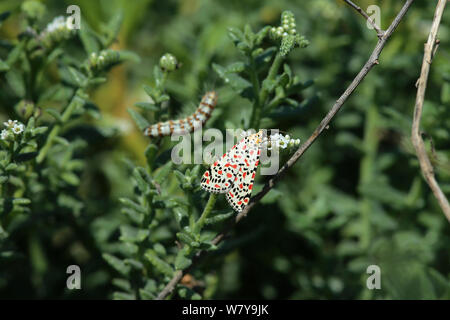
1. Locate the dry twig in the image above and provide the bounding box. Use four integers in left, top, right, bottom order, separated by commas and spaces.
411, 0, 450, 222
342, 0, 385, 38
155, 0, 415, 300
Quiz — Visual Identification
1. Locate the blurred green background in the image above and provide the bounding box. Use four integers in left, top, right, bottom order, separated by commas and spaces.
0, 0, 449, 299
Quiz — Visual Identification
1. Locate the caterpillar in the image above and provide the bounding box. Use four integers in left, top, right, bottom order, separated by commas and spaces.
144, 91, 217, 137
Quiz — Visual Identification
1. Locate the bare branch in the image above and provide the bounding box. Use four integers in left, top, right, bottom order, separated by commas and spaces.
342, 0, 384, 38
411, 0, 450, 222
155, 0, 415, 300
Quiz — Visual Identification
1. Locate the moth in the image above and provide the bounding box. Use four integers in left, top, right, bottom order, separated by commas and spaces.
200, 130, 265, 212
144, 91, 217, 137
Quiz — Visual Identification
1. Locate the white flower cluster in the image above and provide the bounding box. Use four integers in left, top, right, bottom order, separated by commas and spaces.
263, 133, 300, 150
1, 119, 25, 140
44, 16, 67, 33
239, 130, 300, 150
39, 16, 76, 48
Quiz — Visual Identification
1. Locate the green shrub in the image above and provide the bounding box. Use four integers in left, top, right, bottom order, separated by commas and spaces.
0, 0, 449, 300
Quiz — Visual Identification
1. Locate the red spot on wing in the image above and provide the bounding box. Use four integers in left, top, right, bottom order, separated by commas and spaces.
206, 179, 210, 184
243, 172, 247, 178
252, 173, 255, 178
239, 184, 243, 189
231, 164, 237, 169
229, 192, 234, 198
237, 201, 242, 205
227, 173, 232, 178
218, 170, 223, 175
244, 198, 249, 203
214, 184, 220, 188
249, 184, 253, 190
204, 171, 209, 177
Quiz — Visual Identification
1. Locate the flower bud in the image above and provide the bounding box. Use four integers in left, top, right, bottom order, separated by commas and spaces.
159, 53, 179, 72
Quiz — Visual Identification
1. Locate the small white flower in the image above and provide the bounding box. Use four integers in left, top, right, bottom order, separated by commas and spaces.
266, 133, 297, 150
278, 137, 288, 149
12, 123, 24, 135
1, 129, 10, 140
45, 16, 66, 33
3, 119, 17, 128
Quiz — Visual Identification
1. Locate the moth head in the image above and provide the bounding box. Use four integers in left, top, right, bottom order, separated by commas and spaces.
251, 130, 265, 144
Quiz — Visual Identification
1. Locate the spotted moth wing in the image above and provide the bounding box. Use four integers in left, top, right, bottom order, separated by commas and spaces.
225, 134, 261, 212
200, 141, 243, 193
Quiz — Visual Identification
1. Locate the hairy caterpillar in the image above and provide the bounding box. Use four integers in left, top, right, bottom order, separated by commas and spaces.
144, 91, 217, 137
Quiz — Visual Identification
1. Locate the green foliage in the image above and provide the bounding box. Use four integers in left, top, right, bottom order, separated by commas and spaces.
0, 0, 449, 300
0, 1, 138, 298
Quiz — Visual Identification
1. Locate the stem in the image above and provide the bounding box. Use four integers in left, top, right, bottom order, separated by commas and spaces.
248, 56, 261, 128
36, 90, 85, 164
160, 72, 171, 117
358, 103, 379, 250
193, 193, 217, 233
249, 52, 284, 129
265, 92, 284, 111
411, 0, 450, 222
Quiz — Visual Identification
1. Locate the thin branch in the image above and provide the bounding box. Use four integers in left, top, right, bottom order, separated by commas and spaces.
411, 0, 450, 222
155, 0, 415, 300
343, 0, 384, 38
